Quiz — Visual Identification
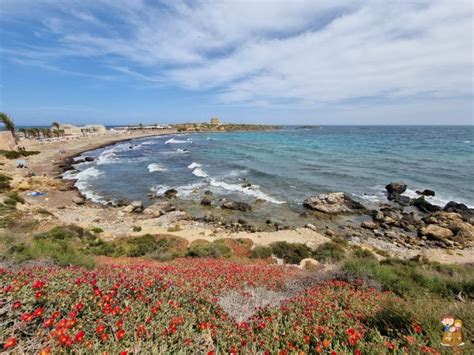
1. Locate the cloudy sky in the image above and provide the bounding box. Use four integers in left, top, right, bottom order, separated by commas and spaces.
0, 0, 472, 125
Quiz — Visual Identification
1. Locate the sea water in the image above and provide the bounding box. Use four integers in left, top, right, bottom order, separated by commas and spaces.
65, 126, 474, 208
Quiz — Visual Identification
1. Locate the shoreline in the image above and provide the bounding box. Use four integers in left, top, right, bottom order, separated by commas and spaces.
2, 130, 473, 265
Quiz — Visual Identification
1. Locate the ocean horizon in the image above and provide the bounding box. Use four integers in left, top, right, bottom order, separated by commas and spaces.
64, 125, 474, 210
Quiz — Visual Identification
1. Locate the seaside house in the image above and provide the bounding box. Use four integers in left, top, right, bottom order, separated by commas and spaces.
81, 124, 107, 134
53, 123, 107, 136
55, 124, 82, 136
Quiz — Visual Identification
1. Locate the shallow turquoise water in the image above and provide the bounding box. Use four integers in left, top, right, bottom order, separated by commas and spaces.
66, 126, 474, 208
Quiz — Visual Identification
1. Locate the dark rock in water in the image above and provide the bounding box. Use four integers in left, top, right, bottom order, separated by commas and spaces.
164, 189, 178, 199
115, 199, 128, 207
385, 182, 407, 195
416, 189, 435, 197
443, 201, 472, 217
204, 190, 213, 196
242, 183, 252, 188
411, 197, 441, 213
387, 192, 411, 206
221, 200, 252, 212
200, 196, 212, 206
84, 157, 95, 162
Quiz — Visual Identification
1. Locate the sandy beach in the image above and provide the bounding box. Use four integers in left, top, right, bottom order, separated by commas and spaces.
1, 130, 471, 265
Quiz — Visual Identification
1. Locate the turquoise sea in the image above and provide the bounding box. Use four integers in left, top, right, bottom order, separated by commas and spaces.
65, 126, 474, 209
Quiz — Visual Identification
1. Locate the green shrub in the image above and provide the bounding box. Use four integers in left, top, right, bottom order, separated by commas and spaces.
342, 258, 474, 298
9, 239, 95, 268
115, 234, 187, 260
0, 150, 40, 159
270, 241, 312, 264
312, 242, 346, 262
250, 245, 273, 259
352, 246, 377, 260
90, 227, 104, 234
132, 226, 142, 232
4, 192, 25, 206
187, 241, 233, 258
0, 173, 12, 192
36, 225, 94, 241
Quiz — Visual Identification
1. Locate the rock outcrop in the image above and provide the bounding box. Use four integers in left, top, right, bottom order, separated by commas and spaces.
123, 201, 144, 213
221, 200, 252, 212
303, 192, 365, 214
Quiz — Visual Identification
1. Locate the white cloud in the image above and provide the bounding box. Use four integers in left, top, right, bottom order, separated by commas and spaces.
1, 0, 473, 116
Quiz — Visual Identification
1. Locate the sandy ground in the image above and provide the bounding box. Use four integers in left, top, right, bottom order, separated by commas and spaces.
2, 131, 473, 264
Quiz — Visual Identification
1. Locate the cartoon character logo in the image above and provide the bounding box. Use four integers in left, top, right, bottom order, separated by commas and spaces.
441, 315, 464, 347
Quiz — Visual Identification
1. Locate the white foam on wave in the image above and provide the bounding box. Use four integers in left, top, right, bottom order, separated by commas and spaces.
209, 178, 285, 204
463, 140, 471, 144
147, 163, 167, 172
64, 167, 105, 203
187, 162, 201, 169
192, 167, 208, 177
165, 138, 192, 144
150, 182, 205, 197
403, 188, 473, 208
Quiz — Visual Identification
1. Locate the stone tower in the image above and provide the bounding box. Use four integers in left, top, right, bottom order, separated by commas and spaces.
210, 117, 221, 126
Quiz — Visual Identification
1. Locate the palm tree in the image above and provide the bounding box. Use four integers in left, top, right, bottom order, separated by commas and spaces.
18, 128, 28, 139
52, 122, 61, 130
0, 112, 18, 142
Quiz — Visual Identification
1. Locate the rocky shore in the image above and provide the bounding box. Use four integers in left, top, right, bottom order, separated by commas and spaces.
3, 131, 473, 265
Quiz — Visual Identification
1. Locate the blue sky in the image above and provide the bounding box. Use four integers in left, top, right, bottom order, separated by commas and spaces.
0, 0, 473, 126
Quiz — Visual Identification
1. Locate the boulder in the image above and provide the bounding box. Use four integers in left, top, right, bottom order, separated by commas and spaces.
303, 192, 365, 214
200, 196, 212, 206
385, 182, 407, 195
373, 210, 385, 222
361, 221, 377, 229
84, 157, 95, 162
443, 201, 473, 218
164, 189, 178, 199
387, 192, 411, 206
72, 196, 85, 205
411, 197, 441, 213
419, 224, 453, 240
299, 258, 320, 270
416, 189, 435, 197
305, 223, 318, 232
124, 200, 143, 213
221, 200, 252, 212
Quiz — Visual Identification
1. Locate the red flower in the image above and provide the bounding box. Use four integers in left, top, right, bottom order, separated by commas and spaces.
12, 301, 22, 309
96, 324, 106, 334
43, 318, 54, 328
116, 319, 124, 328
33, 280, 45, 289
117, 329, 125, 340
35, 290, 44, 299
33, 307, 44, 318
412, 322, 423, 334
74, 330, 85, 343
3, 337, 17, 350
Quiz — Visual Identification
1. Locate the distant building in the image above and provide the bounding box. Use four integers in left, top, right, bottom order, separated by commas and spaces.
54, 123, 107, 136
82, 124, 107, 134
210, 117, 221, 126
56, 124, 82, 136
